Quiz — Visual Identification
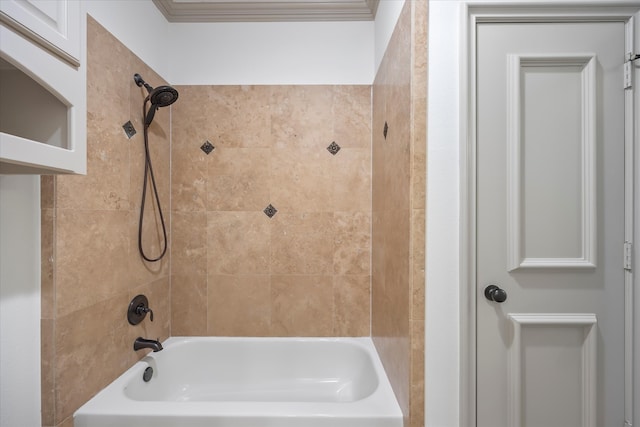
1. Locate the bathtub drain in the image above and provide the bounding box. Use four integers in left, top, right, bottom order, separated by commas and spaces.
143, 366, 153, 382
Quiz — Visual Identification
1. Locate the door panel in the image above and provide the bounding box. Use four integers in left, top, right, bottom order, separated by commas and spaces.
510, 54, 596, 269
508, 314, 597, 427
477, 22, 625, 427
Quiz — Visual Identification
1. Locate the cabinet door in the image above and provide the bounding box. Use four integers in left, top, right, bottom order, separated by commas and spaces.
0, 0, 80, 66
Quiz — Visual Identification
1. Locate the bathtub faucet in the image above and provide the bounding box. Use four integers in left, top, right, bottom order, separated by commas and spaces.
133, 337, 163, 352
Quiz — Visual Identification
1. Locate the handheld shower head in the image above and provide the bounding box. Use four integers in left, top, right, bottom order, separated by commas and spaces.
149, 86, 179, 108
144, 86, 179, 126
134, 74, 179, 126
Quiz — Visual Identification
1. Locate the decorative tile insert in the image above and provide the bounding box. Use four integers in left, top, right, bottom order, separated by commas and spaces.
326, 141, 341, 155
383, 121, 389, 140
263, 204, 278, 218
122, 121, 136, 139
200, 140, 215, 155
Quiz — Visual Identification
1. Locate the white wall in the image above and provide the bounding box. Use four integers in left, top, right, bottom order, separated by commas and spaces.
86, 0, 404, 86
0, 176, 41, 427
374, 0, 405, 74
167, 1, 405, 85
426, 2, 461, 426
168, 20, 374, 85
85, 0, 172, 81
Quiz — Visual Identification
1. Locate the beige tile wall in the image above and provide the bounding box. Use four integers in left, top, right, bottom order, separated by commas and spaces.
170, 85, 372, 337
41, 17, 171, 427
372, 1, 427, 426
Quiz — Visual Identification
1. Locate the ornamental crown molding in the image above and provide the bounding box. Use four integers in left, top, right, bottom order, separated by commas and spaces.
152, 0, 380, 22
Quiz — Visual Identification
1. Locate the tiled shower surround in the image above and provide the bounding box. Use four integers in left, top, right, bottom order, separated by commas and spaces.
372, 2, 427, 426
169, 84, 372, 337
41, 2, 426, 426
41, 17, 172, 427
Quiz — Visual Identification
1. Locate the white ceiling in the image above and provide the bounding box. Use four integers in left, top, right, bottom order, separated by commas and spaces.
152, 0, 380, 22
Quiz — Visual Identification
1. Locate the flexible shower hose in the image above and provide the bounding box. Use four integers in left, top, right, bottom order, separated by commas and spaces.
138, 97, 168, 262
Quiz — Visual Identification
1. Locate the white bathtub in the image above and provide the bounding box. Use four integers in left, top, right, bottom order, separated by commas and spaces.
74, 337, 403, 427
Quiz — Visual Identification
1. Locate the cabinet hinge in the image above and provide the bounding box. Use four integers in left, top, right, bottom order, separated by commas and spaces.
623, 242, 633, 271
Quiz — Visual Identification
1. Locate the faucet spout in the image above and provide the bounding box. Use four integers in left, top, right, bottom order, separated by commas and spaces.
133, 337, 163, 352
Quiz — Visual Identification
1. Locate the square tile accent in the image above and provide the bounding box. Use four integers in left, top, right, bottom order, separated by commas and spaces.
122, 121, 136, 139
326, 141, 341, 155
263, 204, 278, 218
383, 121, 389, 139
200, 140, 215, 155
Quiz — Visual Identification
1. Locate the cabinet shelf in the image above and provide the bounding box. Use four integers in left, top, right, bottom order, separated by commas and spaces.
0, 132, 79, 174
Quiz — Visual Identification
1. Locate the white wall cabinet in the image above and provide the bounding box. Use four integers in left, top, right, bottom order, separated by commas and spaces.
0, 0, 86, 174
0, 0, 81, 66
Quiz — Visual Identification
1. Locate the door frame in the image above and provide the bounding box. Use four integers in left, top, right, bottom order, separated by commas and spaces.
460, 3, 639, 426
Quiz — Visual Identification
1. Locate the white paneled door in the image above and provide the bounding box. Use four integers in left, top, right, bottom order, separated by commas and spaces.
476, 21, 628, 427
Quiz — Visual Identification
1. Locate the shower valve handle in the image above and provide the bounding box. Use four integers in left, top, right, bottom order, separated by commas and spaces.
127, 294, 154, 325
136, 305, 154, 322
